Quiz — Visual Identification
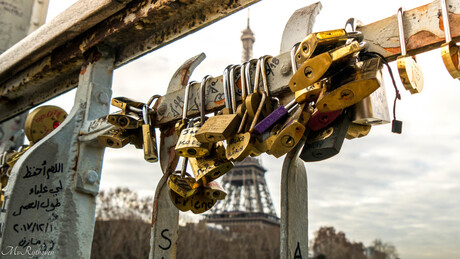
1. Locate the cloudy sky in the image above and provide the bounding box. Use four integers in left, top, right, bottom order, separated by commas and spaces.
44, 0, 460, 258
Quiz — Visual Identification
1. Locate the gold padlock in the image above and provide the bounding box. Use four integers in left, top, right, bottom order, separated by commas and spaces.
440, 0, 460, 79
289, 40, 363, 92
111, 97, 145, 114
175, 80, 212, 158
98, 128, 133, 148
107, 113, 143, 129
195, 67, 241, 143
168, 158, 199, 211
189, 142, 234, 186
203, 181, 227, 201
189, 187, 217, 214
266, 103, 313, 158
167, 158, 199, 198
226, 92, 267, 161
346, 123, 371, 139
316, 56, 383, 112
396, 8, 424, 94
141, 104, 158, 163
295, 28, 363, 66
25, 105, 68, 145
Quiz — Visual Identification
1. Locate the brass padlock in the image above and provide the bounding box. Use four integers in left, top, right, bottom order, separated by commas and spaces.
189, 142, 234, 186
175, 80, 212, 158
107, 113, 143, 129
189, 187, 217, 214
111, 97, 145, 114
25, 105, 68, 145
289, 40, 363, 92
203, 181, 227, 200
169, 189, 193, 212
295, 29, 363, 66
300, 112, 351, 162
98, 128, 134, 148
195, 68, 241, 143
440, 0, 460, 79
316, 56, 383, 112
396, 8, 424, 94
226, 91, 267, 161
266, 103, 313, 158
168, 158, 199, 198
141, 104, 158, 163
346, 123, 371, 139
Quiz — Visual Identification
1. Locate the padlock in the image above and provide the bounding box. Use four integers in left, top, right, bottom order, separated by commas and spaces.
295, 81, 324, 104
295, 28, 363, 65
266, 103, 313, 158
195, 68, 241, 143
24, 105, 68, 145
316, 56, 383, 112
254, 99, 296, 135
141, 104, 158, 162
98, 128, 134, 148
396, 8, 424, 94
175, 80, 212, 158
226, 92, 267, 161
189, 187, 217, 214
203, 181, 227, 200
5, 146, 31, 169
168, 158, 199, 211
308, 109, 342, 131
300, 112, 351, 162
111, 97, 145, 114
169, 189, 193, 212
189, 142, 233, 186
350, 73, 390, 125
289, 40, 363, 92
346, 123, 371, 139
107, 113, 143, 129
168, 158, 199, 198
440, 0, 460, 78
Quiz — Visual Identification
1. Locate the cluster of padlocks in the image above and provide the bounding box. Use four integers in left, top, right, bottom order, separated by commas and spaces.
0, 106, 67, 206
95, 2, 460, 214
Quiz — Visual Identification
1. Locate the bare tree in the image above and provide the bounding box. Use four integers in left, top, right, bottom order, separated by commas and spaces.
311, 226, 366, 259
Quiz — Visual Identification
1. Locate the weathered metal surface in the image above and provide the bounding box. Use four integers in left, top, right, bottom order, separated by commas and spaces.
0, 48, 114, 258
360, 0, 460, 61
149, 172, 179, 259
280, 2, 322, 53
280, 137, 308, 259
0, 0, 262, 123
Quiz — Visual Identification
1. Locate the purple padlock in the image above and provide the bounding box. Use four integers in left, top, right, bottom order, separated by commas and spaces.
253, 100, 296, 135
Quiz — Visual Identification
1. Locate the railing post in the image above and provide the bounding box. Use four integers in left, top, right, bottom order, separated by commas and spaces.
0, 47, 114, 258
280, 137, 308, 259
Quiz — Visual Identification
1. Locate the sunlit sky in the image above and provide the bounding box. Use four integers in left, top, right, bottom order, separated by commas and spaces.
42, 0, 460, 258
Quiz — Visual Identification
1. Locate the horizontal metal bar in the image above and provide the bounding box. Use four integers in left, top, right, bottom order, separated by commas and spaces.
0, 0, 261, 123
0, 0, 458, 123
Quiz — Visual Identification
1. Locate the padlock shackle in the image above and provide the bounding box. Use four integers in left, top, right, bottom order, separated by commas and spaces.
182, 81, 196, 120
290, 43, 300, 74
240, 62, 248, 100
397, 7, 407, 56
245, 59, 258, 95
222, 65, 233, 110
260, 55, 273, 98
441, 0, 452, 42
142, 104, 150, 124
200, 75, 212, 124
146, 94, 162, 108
229, 65, 240, 114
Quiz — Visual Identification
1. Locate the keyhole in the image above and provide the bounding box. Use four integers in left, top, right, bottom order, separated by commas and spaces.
340, 89, 354, 100
304, 67, 313, 78
281, 135, 295, 148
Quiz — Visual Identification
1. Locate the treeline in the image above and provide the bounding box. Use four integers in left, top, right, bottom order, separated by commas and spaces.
91, 188, 398, 259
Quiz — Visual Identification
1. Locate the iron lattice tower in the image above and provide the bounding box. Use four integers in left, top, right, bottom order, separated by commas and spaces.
240, 11, 255, 63
205, 157, 279, 226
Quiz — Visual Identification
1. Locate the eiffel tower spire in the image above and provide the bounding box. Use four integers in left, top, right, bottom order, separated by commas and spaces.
241, 9, 255, 63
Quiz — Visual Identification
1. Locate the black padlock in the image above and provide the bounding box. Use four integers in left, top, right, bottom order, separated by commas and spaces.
300, 112, 351, 162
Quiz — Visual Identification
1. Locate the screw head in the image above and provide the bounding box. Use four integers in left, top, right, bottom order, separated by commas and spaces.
86, 170, 99, 184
